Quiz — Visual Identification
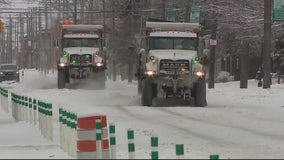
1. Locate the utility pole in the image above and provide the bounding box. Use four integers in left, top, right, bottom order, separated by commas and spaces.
240, 40, 249, 88
58, 0, 62, 19
89, 0, 94, 23
184, 0, 191, 22
0, 26, 3, 64
14, 20, 18, 66
8, 15, 12, 63
44, 2, 49, 75
111, 0, 116, 82
74, 0, 78, 24
162, 0, 166, 20
19, 13, 24, 68
26, 12, 29, 68
38, 7, 43, 75
102, 0, 106, 29
263, 0, 272, 89
31, 8, 35, 68
208, 19, 217, 88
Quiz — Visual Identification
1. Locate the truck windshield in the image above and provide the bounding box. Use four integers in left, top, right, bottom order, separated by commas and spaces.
63, 38, 99, 48
149, 37, 197, 50
1, 64, 17, 70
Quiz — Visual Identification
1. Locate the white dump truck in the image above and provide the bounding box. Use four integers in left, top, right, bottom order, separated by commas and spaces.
137, 21, 207, 107
57, 22, 107, 89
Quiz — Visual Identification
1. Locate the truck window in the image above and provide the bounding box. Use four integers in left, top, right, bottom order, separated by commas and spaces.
149, 37, 197, 50
1, 64, 17, 70
63, 38, 99, 48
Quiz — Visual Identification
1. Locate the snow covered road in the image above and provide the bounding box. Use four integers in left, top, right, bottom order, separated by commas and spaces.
0, 69, 284, 159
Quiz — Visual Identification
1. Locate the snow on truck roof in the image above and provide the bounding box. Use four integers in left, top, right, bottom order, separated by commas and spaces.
149, 31, 197, 38
146, 21, 200, 32
62, 24, 103, 32
64, 34, 99, 38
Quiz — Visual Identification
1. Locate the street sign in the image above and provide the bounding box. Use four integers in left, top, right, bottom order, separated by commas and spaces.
190, 4, 200, 23
272, 0, 284, 22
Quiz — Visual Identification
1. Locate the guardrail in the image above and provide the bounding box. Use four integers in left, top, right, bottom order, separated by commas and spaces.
2, 87, 221, 159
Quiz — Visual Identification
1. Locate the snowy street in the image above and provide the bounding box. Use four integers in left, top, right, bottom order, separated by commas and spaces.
0, 69, 283, 159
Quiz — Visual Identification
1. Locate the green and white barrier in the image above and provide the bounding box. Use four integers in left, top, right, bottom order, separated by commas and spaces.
59, 108, 77, 157
10, 90, 225, 159
11, 93, 19, 121
24, 96, 29, 122
96, 119, 102, 159
176, 144, 184, 159
210, 154, 219, 160
11, 93, 54, 141
0, 87, 9, 112
28, 97, 33, 123
109, 123, 116, 159
127, 128, 135, 159
151, 134, 159, 160
33, 99, 38, 125
20, 96, 25, 121
11, 93, 23, 121
38, 100, 53, 141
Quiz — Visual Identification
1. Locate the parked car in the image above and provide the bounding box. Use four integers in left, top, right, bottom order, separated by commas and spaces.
0, 63, 20, 82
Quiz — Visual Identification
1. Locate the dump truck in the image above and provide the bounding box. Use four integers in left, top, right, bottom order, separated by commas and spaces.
137, 21, 207, 107
57, 21, 107, 89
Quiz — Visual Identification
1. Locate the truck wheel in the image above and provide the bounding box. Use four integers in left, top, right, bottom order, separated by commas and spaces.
141, 78, 153, 106
193, 80, 207, 107
58, 70, 66, 89
138, 79, 142, 94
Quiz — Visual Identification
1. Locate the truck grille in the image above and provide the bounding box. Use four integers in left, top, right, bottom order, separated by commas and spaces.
4, 72, 17, 76
70, 54, 92, 65
160, 59, 190, 75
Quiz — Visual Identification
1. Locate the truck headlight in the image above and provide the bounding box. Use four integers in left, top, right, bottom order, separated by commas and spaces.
59, 63, 67, 67
96, 62, 104, 67
144, 70, 156, 76
194, 71, 205, 77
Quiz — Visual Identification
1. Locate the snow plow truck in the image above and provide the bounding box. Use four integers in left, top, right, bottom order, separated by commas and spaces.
57, 21, 107, 89
137, 21, 207, 107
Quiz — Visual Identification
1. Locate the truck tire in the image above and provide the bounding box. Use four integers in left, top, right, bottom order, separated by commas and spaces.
58, 70, 66, 89
141, 78, 153, 106
193, 80, 207, 107
138, 79, 142, 94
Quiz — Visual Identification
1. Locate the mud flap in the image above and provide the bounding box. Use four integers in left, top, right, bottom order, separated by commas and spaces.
141, 78, 153, 106
193, 80, 207, 107
58, 71, 66, 89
